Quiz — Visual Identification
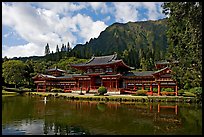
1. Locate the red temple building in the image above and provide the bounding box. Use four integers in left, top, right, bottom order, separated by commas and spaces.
32, 53, 178, 96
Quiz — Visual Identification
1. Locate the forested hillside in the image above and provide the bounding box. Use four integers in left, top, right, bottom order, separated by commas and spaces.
72, 18, 168, 70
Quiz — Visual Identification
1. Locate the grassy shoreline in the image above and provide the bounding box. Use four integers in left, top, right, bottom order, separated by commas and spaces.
25, 92, 197, 103
2, 90, 18, 96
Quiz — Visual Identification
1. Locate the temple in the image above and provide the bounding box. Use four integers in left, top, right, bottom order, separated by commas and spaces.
32, 53, 178, 96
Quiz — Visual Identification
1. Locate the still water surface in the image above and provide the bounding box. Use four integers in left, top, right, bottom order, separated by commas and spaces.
2, 95, 202, 135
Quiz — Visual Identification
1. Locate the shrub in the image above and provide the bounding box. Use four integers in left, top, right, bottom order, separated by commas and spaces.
135, 90, 147, 96
189, 87, 202, 101
164, 88, 174, 92
183, 92, 196, 97
189, 87, 202, 95
51, 88, 63, 93
21, 88, 32, 91
153, 88, 158, 93
178, 89, 185, 96
161, 91, 175, 96
98, 86, 107, 95
161, 91, 168, 96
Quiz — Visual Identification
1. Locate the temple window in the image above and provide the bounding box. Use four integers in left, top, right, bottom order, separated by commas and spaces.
95, 68, 104, 73
87, 69, 93, 73
106, 68, 112, 72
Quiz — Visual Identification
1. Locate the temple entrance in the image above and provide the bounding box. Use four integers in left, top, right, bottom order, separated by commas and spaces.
95, 76, 102, 87
90, 75, 102, 90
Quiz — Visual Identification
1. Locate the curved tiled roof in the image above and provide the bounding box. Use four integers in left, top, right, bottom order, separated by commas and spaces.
71, 53, 132, 70
86, 54, 117, 64
123, 71, 155, 77
47, 67, 66, 73
123, 67, 171, 77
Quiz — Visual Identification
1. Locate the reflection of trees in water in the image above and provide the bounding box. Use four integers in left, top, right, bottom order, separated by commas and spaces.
43, 119, 90, 135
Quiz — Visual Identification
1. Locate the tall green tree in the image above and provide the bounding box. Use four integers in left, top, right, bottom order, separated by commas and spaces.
56, 45, 60, 53
56, 45, 60, 61
24, 59, 35, 88
2, 60, 27, 88
45, 43, 50, 55
162, 2, 202, 89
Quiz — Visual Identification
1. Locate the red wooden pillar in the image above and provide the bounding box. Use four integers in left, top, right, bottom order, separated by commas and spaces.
78, 80, 80, 90
82, 80, 84, 90
149, 104, 153, 112
150, 83, 153, 95
142, 83, 144, 90
157, 103, 160, 113
157, 82, 161, 96
101, 78, 103, 86
175, 105, 178, 115
44, 83, 46, 92
175, 84, 178, 96
116, 79, 118, 90
64, 84, 65, 92
110, 78, 112, 88
90, 79, 92, 89
37, 84, 39, 92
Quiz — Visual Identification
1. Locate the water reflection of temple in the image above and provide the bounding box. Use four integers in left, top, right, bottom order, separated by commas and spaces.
34, 99, 182, 135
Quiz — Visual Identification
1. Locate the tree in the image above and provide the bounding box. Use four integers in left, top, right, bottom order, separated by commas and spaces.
56, 45, 60, 61
67, 42, 71, 52
2, 60, 27, 88
61, 44, 65, 52
45, 43, 50, 55
24, 59, 35, 88
56, 45, 60, 53
162, 2, 202, 89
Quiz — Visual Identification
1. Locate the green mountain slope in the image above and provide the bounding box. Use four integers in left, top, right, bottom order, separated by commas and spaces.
72, 18, 168, 70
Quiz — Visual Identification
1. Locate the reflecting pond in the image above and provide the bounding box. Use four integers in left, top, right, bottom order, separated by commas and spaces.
2, 95, 202, 135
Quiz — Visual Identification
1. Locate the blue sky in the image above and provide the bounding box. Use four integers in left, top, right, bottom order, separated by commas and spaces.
2, 2, 166, 58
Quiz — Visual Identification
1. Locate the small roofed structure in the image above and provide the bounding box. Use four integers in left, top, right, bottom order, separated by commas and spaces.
155, 60, 179, 69
46, 66, 66, 77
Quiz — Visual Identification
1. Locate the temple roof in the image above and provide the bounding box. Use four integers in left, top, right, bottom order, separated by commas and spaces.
123, 67, 171, 77
123, 71, 155, 77
32, 73, 81, 80
71, 53, 117, 66
155, 60, 179, 65
32, 74, 56, 79
47, 67, 66, 73
155, 60, 169, 65
154, 67, 169, 74
71, 53, 132, 70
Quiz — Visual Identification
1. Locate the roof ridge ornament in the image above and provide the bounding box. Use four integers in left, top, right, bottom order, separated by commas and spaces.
113, 52, 117, 60
86, 54, 95, 64
108, 52, 117, 62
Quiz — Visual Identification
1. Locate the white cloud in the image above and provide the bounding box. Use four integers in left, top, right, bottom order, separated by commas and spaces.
2, 43, 43, 58
141, 2, 164, 20
31, 2, 87, 15
112, 2, 165, 23
88, 2, 109, 14
2, 2, 108, 57
103, 16, 111, 22
113, 2, 139, 23
71, 14, 108, 43
3, 32, 11, 38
